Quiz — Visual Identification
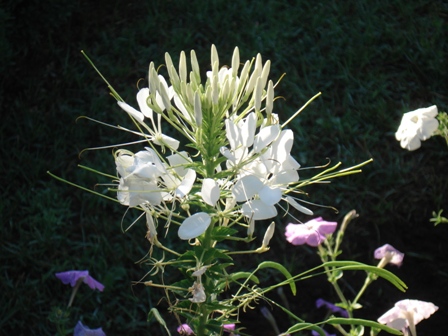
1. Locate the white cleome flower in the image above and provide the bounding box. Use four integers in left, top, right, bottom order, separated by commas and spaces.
230, 127, 301, 220
118, 87, 180, 151
395, 105, 438, 151
115, 148, 166, 207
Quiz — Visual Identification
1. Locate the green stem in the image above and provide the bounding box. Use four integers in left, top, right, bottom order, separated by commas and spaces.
351, 275, 373, 307
317, 245, 350, 316
196, 219, 216, 336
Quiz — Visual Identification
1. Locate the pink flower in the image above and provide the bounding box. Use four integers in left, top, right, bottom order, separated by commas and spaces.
378, 299, 438, 335
177, 323, 238, 335
285, 217, 337, 246
374, 244, 404, 267
223, 324, 235, 332
177, 324, 194, 335
55, 270, 104, 292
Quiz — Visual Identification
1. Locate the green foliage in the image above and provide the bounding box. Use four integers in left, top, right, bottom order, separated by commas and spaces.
3, 0, 447, 334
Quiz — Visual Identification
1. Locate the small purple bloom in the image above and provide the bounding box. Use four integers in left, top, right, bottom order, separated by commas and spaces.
285, 217, 337, 246
177, 324, 194, 335
316, 298, 349, 318
55, 270, 105, 292
374, 244, 404, 267
311, 330, 336, 336
74, 321, 106, 336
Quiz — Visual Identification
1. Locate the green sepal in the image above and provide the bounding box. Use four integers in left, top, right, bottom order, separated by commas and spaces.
147, 308, 172, 336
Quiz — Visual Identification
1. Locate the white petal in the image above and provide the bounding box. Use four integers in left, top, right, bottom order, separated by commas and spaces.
153, 133, 180, 150
167, 151, 191, 176
220, 146, 236, 163
270, 169, 299, 185
242, 200, 277, 220
253, 124, 281, 153
285, 196, 313, 215
201, 178, 220, 206
225, 118, 240, 150
232, 175, 263, 202
136, 88, 153, 119
132, 163, 160, 179
259, 186, 282, 206
272, 129, 294, 163
117, 101, 144, 122
173, 93, 193, 122
241, 112, 257, 147
419, 118, 439, 140
175, 169, 196, 198
118, 177, 162, 207
115, 150, 135, 177
178, 212, 212, 240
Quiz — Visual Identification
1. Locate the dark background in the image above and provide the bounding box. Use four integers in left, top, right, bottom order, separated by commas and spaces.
1, 0, 447, 335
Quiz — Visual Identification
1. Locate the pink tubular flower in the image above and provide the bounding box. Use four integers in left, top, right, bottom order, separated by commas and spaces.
374, 244, 404, 267
378, 299, 438, 335
177, 323, 238, 335
285, 217, 337, 246
177, 324, 194, 335
223, 324, 235, 332
55, 270, 105, 291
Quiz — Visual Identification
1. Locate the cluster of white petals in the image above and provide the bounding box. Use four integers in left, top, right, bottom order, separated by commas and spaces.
112, 45, 310, 241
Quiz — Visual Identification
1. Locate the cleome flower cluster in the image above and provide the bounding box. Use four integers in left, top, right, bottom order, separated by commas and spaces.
112, 45, 315, 242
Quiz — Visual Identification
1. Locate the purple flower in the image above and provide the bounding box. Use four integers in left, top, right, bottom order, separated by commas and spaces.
55, 270, 104, 292
311, 330, 336, 336
311, 329, 336, 336
74, 321, 106, 336
177, 324, 194, 335
316, 298, 349, 318
285, 217, 337, 246
374, 244, 404, 267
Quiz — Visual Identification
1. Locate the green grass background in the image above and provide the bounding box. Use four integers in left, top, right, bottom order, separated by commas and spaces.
1, 0, 447, 334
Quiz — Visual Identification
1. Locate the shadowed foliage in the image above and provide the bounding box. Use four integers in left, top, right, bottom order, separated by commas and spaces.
2, 0, 447, 334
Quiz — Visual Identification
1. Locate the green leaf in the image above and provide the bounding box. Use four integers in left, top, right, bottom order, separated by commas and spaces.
148, 308, 171, 336
322, 261, 407, 292
217, 271, 260, 291
255, 261, 296, 295
326, 317, 403, 335
230, 272, 260, 284
203, 247, 233, 262
285, 323, 326, 335
169, 279, 191, 296
211, 226, 238, 242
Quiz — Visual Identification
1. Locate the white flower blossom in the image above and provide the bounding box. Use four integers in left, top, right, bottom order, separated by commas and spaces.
378, 299, 438, 336
188, 281, 206, 303
119, 87, 180, 151
395, 105, 438, 151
